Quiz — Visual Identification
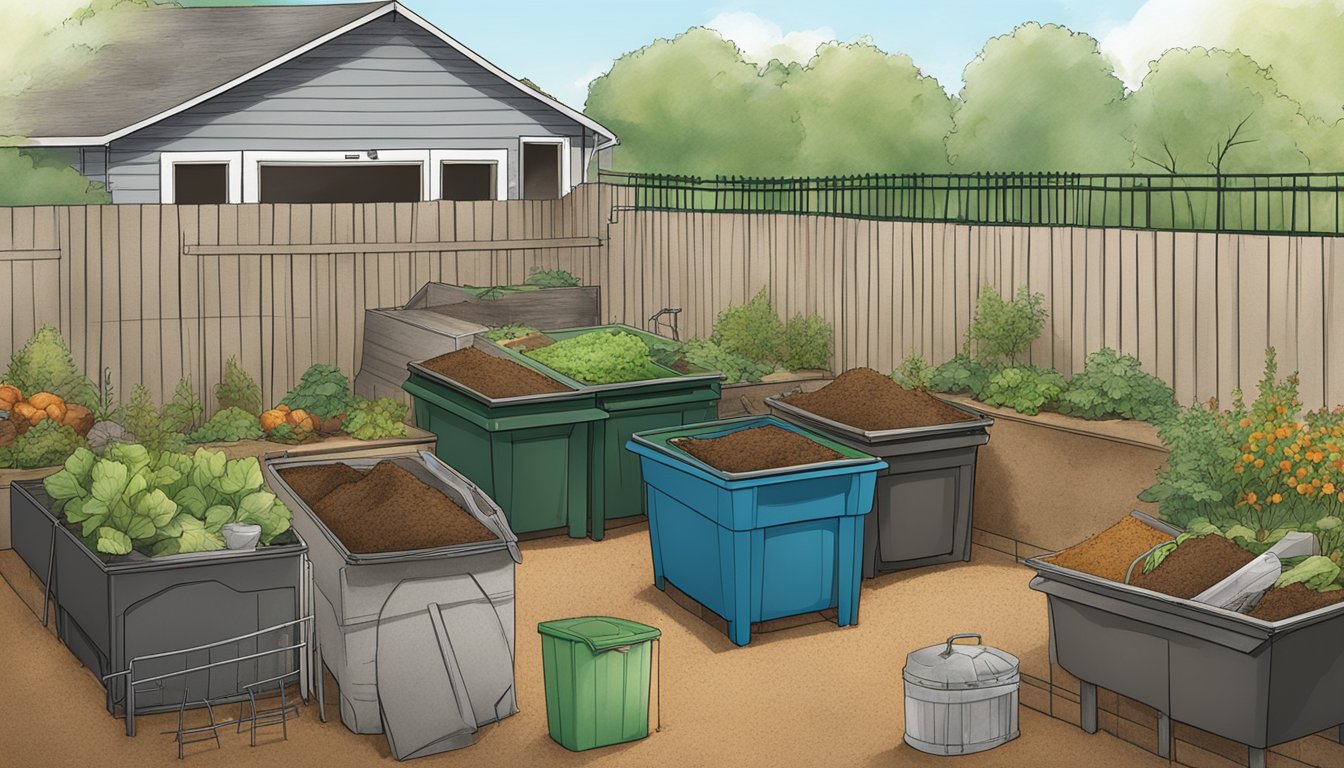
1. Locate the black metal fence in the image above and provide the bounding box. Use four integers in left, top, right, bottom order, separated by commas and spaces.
599, 170, 1344, 236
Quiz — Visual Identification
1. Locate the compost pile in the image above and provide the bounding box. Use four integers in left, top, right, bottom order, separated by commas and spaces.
1128, 536, 1255, 599
1045, 517, 1175, 583
671, 425, 842, 473
782, 368, 975, 430
280, 461, 495, 553
422, 347, 571, 398
1249, 583, 1344, 621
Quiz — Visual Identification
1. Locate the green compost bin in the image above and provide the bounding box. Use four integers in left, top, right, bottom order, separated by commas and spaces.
403, 361, 608, 538
538, 616, 661, 752
484, 324, 723, 540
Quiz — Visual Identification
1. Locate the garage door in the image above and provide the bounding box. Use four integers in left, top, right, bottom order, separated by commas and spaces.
259, 164, 422, 203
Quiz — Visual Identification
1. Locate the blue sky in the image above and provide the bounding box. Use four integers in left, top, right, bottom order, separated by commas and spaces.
405, 0, 1152, 107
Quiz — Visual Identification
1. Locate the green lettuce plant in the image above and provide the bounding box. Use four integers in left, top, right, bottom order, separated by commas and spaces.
188, 407, 264, 444
527, 330, 654, 384
216, 356, 262, 415
1056, 348, 1177, 424
980, 365, 1066, 415
42, 444, 292, 557
342, 397, 408, 440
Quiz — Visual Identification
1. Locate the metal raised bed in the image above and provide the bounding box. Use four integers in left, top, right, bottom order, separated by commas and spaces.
767, 395, 993, 577
1027, 512, 1344, 766
9, 481, 307, 716
264, 451, 521, 760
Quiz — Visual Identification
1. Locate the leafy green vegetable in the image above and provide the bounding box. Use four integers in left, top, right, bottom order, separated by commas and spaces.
188, 407, 264, 444
0, 419, 87, 469
966, 284, 1048, 365
122, 384, 187, 454
1057, 348, 1177, 424
980, 365, 1067, 415
3, 325, 98, 408
161, 377, 204, 434
782, 313, 833, 370
483, 324, 540, 343
280, 364, 357, 420
680, 339, 772, 383
891, 351, 935, 391
216, 356, 262, 415
342, 397, 408, 440
42, 445, 293, 557
711, 287, 785, 365
1138, 401, 1239, 529
526, 330, 656, 384
264, 422, 317, 445
1276, 556, 1343, 592
525, 266, 580, 287
928, 354, 997, 399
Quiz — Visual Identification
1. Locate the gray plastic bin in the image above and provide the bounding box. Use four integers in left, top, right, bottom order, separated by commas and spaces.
767, 396, 992, 577
9, 481, 306, 715
1028, 514, 1344, 759
265, 451, 521, 760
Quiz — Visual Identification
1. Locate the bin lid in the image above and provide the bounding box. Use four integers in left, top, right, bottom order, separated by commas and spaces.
903, 633, 1019, 691
538, 616, 661, 652
377, 574, 516, 760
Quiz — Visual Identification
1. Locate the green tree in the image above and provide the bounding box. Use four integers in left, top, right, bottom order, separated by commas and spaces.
947, 23, 1129, 172
784, 41, 952, 173
0, 149, 110, 205
1219, 0, 1344, 123
1126, 48, 1309, 174
585, 28, 803, 175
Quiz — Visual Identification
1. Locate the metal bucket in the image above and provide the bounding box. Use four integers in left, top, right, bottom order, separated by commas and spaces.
903, 633, 1020, 755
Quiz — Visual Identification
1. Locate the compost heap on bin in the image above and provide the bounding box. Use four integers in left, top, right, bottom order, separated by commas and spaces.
782, 368, 975, 430
421, 347, 571, 398
279, 461, 495, 553
671, 425, 842, 473
1047, 518, 1344, 621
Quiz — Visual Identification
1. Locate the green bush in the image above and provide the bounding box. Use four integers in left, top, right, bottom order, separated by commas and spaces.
216, 356, 262, 415
966, 285, 1048, 365
3, 325, 98, 408
710, 288, 785, 364
161, 377, 203, 434
783, 314, 833, 370
188, 407, 264, 444
525, 267, 580, 287
681, 339, 773, 383
0, 419, 87, 469
342, 397, 408, 440
890, 351, 934, 390
927, 354, 997, 399
1057, 348, 1177, 423
280, 365, 357, 420
980, 365, 1066, 415
121, 384, 186, 455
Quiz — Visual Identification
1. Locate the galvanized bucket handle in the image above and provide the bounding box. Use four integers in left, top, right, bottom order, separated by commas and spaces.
939, 633, 981, 657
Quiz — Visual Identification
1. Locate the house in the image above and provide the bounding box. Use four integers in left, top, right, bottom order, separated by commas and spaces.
7, 2, 616, 205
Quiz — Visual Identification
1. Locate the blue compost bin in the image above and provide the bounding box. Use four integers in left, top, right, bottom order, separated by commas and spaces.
626, 416, 883, 646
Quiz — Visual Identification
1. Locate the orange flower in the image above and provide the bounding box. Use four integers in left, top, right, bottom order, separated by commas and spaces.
1272, 493, 1284, 504
1325, 482, 1336, 495
1281, 460, 1294, 472
1254, 459, 1265, 468
1298, 483, 1312, 495
1297, 467, 1310, 479
1244, 492, 1259, 505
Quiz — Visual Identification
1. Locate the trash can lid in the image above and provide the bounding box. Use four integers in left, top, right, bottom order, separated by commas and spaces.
538, 616, 661, 652
903, 633, 1019, 691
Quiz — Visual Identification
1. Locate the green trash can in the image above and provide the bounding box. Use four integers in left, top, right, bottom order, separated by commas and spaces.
538, 616, 662, 752
403, 361, 608, 538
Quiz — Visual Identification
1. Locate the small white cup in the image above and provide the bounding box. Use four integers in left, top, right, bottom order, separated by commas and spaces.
221, 523, 262, 551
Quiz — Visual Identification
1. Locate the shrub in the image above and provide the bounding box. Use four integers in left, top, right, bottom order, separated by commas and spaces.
216, 356, 262, 415
711, 288, 785, 364
1057, 348, 1177, 424
966, 284, 1048, 365
681, 339, 772, 383
927, 354, 997, 399
188, 407, 264, 444
980, 365, 1066, 415
342, 397, 409, 440
783, 314, 833, 370
280, 365, 357, 420
121, 384, 187, 454
1138, 401, 1239, 530
890, 351, 934, 391
161, 377, 203, 434
0, 419, 87, 469
4, 325, 98, 408
525, 267, 580, 287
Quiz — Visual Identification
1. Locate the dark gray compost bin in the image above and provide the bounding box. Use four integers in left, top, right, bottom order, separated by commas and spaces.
354, 306, 486, 411
767, 396, 992, 577
9, 481, 306, 715
1028, 513, 1344, 765
265, 451, 521, 761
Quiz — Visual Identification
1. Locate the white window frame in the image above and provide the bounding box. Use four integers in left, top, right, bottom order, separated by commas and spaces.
160, 151, 242, 204
429, 149, 508, 201
519, 136, 572, 197
240, 149, 431, 203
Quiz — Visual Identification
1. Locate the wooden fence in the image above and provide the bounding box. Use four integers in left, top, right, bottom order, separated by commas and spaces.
2, 183, 1343, 413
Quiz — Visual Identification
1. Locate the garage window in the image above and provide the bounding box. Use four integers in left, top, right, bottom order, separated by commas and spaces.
173, 164, 229, 204
259, 164, 422, 204
440, 162, 497, 201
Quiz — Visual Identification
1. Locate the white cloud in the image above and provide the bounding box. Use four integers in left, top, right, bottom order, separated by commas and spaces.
1099, 0, 1232, 89
704, 11, 836, 66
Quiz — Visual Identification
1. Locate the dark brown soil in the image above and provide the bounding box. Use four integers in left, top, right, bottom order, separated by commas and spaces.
1045, 517, 1175, 583
501, 333, 555, 353
312, 461, 496, 553
1129, 535, 1255, 599
279, 463, 364, 506
1248, 583, 1344, 621
421, 346, 570, 398
671, 424, 843, 473
782, 368, 976, 430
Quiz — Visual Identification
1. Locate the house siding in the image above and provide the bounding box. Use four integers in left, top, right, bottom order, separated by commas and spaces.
104, 14, 595, 203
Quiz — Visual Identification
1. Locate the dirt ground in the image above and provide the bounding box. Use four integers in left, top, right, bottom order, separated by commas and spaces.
0, 527, 1168, 768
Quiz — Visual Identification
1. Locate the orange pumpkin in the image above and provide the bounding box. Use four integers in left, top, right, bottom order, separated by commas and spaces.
62, 404, 94, 436
27, 392, 64, 411
286, 409, 316, 432
44, 403, 67, 422
0, 383, 20, 410
277, 404, 291, 414
259, 409, 287, 432
12, 401, 43, 426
